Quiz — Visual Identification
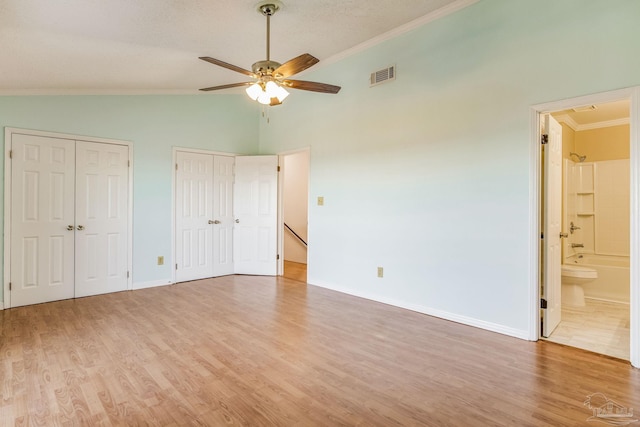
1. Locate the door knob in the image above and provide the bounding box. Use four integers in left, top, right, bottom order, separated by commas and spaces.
67, 225, 74, 231
77, 225, 85, 231
235, 219, 240, 223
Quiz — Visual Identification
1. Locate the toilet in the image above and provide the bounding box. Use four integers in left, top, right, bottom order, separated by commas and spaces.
561, 264, 598, 307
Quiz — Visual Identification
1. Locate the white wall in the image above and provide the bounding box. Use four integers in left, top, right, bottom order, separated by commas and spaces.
258, 0, 640, 338
283, 151, 309, 264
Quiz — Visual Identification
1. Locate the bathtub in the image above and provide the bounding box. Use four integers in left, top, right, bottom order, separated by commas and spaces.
565, 254, 629, 303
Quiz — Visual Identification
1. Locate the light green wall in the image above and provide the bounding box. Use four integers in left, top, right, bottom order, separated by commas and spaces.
0, 95, 259, 301
259, 0, 640, 335
3, 0, 640, 337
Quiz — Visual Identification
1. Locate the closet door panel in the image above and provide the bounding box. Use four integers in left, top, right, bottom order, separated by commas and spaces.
10, 134, 75, 307
175, 151, 214, 282
75, 141, 129, 297
212, 155, 235, 276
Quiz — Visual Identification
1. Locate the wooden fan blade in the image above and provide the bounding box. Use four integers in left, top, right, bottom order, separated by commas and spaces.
199, 57, 255, 77
199, 82, 254, 92
273, 54, 319, 78
283, 79, 341, 94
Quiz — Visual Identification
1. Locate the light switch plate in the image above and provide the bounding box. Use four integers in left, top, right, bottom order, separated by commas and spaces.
317, 196, 324, 206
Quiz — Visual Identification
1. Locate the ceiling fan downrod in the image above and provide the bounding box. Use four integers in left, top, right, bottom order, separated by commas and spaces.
259, 3, 280, 62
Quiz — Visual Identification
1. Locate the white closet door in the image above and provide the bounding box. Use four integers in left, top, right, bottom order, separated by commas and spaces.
10, 134, 76, 307
175, 151, 214, 282
75, 141, 129, 297
213, 155, 235, 276
233, 155, 278, 275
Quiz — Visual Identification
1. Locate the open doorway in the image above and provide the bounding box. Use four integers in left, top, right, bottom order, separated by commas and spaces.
540, 100, 631, 360
279, 150, 309, 282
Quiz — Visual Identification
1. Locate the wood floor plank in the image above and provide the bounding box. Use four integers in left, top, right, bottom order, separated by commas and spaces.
1, 275, 640, 425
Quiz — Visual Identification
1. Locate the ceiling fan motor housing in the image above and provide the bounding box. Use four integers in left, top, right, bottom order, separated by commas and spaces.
252, 60, 282, 77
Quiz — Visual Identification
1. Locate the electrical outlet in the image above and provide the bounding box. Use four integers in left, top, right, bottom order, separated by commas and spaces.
377, 267, 384, 278
317, 196, 324, 206
158, 256, 164, 265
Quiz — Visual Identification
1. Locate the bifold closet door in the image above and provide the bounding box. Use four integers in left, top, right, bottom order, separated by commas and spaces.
75, 141, 129, 297
10, 134, 76, 307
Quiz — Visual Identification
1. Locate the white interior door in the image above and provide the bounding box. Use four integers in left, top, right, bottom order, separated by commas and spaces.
542, 114, 563, 337
75, 141, 129, 297
175, 151, 214, 282
10, 134, 76, 307
234, 155, 278, 275
213, 155, 235, 276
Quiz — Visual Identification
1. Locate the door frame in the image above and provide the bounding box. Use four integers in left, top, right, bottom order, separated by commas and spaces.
3, 127, 134, 309
170, 146, 237, 284
277, 147, 310, 277
528, 87, 640, 368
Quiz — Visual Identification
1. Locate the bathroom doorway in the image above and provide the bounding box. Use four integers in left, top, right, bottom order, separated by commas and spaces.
539, 97, 632, 360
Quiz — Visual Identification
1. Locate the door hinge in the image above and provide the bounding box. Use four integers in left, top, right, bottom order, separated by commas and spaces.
277, 254, 280, 260
540, 298, 547, 309
9, 282, 11, 291
541, 134, 549, 145
541, 232, 544, 239
175, 263, 178, 270
9, 150, 12, 159
277, 166, 281, 172
127, 271, 130, 278
175, 163, 178, 170
128, 160, 130, 167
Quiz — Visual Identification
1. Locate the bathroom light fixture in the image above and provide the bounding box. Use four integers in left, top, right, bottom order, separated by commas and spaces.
572, 105, 598, 112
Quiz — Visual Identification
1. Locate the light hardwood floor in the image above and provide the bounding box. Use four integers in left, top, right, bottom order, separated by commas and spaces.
283, 261, 307, 283
544, 299, 630, 360
2, 276, 639, 426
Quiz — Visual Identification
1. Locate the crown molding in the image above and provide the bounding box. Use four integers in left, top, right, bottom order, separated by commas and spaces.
577, 117, 630, 131
554, 114, 579, 130
554, 114, 630, 131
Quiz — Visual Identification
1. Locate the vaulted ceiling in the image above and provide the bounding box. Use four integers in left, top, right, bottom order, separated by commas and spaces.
0, 0, 473, 95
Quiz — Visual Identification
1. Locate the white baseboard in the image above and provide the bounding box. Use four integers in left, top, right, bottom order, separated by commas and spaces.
585, 296, 630, 305
133, 279, 173, 290
0, 300, 4, 310
308, 280, 530, 341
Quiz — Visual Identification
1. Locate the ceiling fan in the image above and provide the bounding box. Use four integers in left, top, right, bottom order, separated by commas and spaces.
198, 1, 341, 106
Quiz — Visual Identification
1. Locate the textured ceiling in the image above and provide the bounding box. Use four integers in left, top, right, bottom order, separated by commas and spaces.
0, 0, 473, 95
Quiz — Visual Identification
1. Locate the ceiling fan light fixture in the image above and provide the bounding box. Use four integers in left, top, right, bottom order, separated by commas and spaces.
245, 83, 263, 100
257, 90, 273, 105
266, 81, 289, 102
